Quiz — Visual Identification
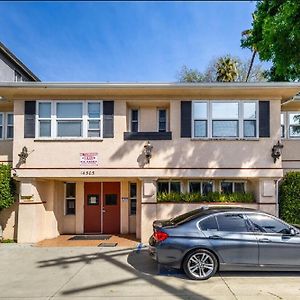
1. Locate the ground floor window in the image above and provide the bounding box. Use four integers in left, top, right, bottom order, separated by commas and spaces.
188, 181, 214, 195
220, 181, 245, 194
157, 180, 181, 193
65, 183, 76, 215
130, 183, 137, 215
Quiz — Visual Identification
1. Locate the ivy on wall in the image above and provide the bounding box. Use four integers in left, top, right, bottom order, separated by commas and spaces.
0, 164, 15, 211
279, 172, 300, 225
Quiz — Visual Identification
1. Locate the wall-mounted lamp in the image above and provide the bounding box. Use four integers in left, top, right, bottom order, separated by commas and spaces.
18, 146, 29, 165
143, 141, 153, 164
271, 141, 284, 163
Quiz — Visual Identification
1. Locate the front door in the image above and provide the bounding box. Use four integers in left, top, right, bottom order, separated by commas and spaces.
84, 182, 101, 233
102, 182, 120, 234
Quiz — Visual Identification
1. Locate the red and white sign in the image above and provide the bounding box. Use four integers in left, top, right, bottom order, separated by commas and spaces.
80, 153, 98, 167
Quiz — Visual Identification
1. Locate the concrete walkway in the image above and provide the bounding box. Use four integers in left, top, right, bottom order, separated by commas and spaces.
0, 244, 300, 300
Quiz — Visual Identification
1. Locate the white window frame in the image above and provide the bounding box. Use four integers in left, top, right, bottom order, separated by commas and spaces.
157, 108, 168, 132
130, 108, 139, 132
64, 182, 76, 216
188, 180, 215, 194
192, 100, 259, 140
287, 111, 300, 139
219, 180, 247, 193
5, 112, 14, 140
0, 112, 4, 140
157, 180, 182, 194
36, 100, 103, 139
129, 182, 137, 216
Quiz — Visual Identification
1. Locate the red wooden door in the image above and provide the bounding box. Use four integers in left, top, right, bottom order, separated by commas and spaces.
102, 182, 120, 234
84, 182, 101, 233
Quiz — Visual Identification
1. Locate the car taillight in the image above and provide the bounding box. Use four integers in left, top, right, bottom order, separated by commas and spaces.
153, 231, 169, 242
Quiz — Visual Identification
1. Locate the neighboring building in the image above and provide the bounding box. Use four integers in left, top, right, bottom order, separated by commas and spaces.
0, 82, 299, 243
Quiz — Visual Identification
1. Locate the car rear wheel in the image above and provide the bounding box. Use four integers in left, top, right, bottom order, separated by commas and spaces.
183, 249, 218, 280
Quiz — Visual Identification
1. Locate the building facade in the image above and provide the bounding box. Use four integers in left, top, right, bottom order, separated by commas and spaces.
0, 82, 299, 243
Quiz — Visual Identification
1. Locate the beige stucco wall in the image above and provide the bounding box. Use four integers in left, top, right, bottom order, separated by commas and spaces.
0, 202, 18, 240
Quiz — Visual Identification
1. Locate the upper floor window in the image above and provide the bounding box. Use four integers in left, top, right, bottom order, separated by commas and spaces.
157, 109, 167, 132
130, 109, 139, 132
157, 180, 181, 194
189, 181, 214, 195
0, 112, 13, 140
192, 101, 258, 139
281, 113, 285, 138
36, 101, 103, 139
288, 112, 300, 138
14, 70, 22, 82
220, 181, 245, 194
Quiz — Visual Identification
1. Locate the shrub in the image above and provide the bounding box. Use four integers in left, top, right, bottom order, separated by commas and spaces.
157, 191, 255, 203
279, 172, 300, 224
0, 164, 15, 211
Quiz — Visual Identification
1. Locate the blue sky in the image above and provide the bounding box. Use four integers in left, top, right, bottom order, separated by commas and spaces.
0, 1, 257, 82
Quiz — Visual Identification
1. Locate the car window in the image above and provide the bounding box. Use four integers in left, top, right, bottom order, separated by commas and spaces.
247, 214, 290, 234
216, 214, 249, 232
199, 216, 218, 231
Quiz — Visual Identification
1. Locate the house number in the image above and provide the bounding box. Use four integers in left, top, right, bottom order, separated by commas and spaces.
80, 170, 95, 176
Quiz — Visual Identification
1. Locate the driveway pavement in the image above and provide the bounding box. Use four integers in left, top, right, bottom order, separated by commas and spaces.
0, 244, 300, 300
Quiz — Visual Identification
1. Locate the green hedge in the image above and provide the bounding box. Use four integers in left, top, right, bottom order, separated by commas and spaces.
279, 172, 300, 224
0, 164, 15, 211
157, 191, 255, 203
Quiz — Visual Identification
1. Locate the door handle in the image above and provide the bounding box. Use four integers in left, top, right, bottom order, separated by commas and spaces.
102, 209, 106, 213
259, 238, 271, 243
209, 235, 220, 239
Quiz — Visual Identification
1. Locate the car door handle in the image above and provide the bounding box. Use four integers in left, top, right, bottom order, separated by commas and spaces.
259, 238, 271, 243
209, 235, 220, 239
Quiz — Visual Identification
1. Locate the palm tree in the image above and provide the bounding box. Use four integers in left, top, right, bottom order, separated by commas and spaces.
215, 56, 238, 82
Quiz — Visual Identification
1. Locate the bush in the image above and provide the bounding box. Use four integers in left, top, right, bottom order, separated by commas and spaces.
157, 191, 255, 203
279, 172, 300, 224
0, 164, 15, 211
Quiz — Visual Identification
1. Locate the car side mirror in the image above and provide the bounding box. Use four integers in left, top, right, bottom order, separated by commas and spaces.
288, 228, 297, 236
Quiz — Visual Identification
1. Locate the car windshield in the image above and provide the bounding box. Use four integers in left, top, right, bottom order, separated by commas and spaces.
170, 208, 209, 225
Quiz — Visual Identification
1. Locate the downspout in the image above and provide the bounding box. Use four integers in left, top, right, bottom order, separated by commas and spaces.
275, 178, 283, 217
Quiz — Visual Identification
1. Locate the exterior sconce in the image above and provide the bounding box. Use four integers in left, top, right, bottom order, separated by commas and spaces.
143, 141, 153, 164
18, 146, 29, 164
271, 141, 283, 163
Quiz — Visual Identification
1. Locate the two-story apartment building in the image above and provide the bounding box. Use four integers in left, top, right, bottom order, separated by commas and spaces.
0, 82, 299, 243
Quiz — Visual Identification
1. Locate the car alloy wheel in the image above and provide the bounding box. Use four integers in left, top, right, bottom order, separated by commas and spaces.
183, 249, 218, 280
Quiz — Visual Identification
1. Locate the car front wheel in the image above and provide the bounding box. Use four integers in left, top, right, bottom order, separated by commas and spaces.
183, 249, 218, 280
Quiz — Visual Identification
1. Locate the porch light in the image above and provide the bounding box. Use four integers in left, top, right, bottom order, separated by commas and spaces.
144, 141, 153, 164
271, 141, 283, 163
18, 146, 29, 164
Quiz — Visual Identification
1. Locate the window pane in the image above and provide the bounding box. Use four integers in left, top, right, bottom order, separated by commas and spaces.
289, 113, 300, 125
194, 120, 207, 137
66, 183, 76, 198
88, 130, 100, 137
131, 121, 138, 132
89, 120, 100, 129
200, 216, 218, 231
281, 113, 284, 125
243, 103, 256, 119
7, 114, 13, 125
157, 181, 169, 193
130, 199, 136, 215
193, 102, 207, 119
189, 182, 201, 193
66, 199, 75, 215
57, 121, 82, 137
130, 183, 137, 215
212, 121, 238, 137
57, 103, 82, 118
159, 121, 166, 132
39, 103, 51, 118
221, 182, 233, 194
217, 214, 249, 232
170, 182, 181, 193
88, 103, 101, 118
158, 110, 167, 132
159, 109, 166, 121
234, 182, 245, 193
0, 126, 2, 138
39, 120, 51, 137
289, 125, 300, 137
247, 214, 289, 234
202, 182, 213, 195
0, 114, 2, 125
212, 103, 238, 119
244, 120, 256, 137
130, 183, 137, 198
131, 109, 138, 121
7, 126, 13, 139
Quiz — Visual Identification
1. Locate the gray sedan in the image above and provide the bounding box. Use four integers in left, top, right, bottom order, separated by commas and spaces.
149, 207, 300, 280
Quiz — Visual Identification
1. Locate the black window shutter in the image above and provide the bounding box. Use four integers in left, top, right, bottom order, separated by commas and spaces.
103, 101, 114, 138
181, 101, 192, 138
24, 101, 36, 138
259, 101, 270, 137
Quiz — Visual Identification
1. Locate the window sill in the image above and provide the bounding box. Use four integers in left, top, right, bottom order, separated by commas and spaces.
34, 138, 103, 142
191, 137, 259, 141
124, 131, 172, 140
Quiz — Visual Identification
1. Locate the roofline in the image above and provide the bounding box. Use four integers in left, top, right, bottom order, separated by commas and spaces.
0, 81, 300, 89
0, 41, 40, 82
